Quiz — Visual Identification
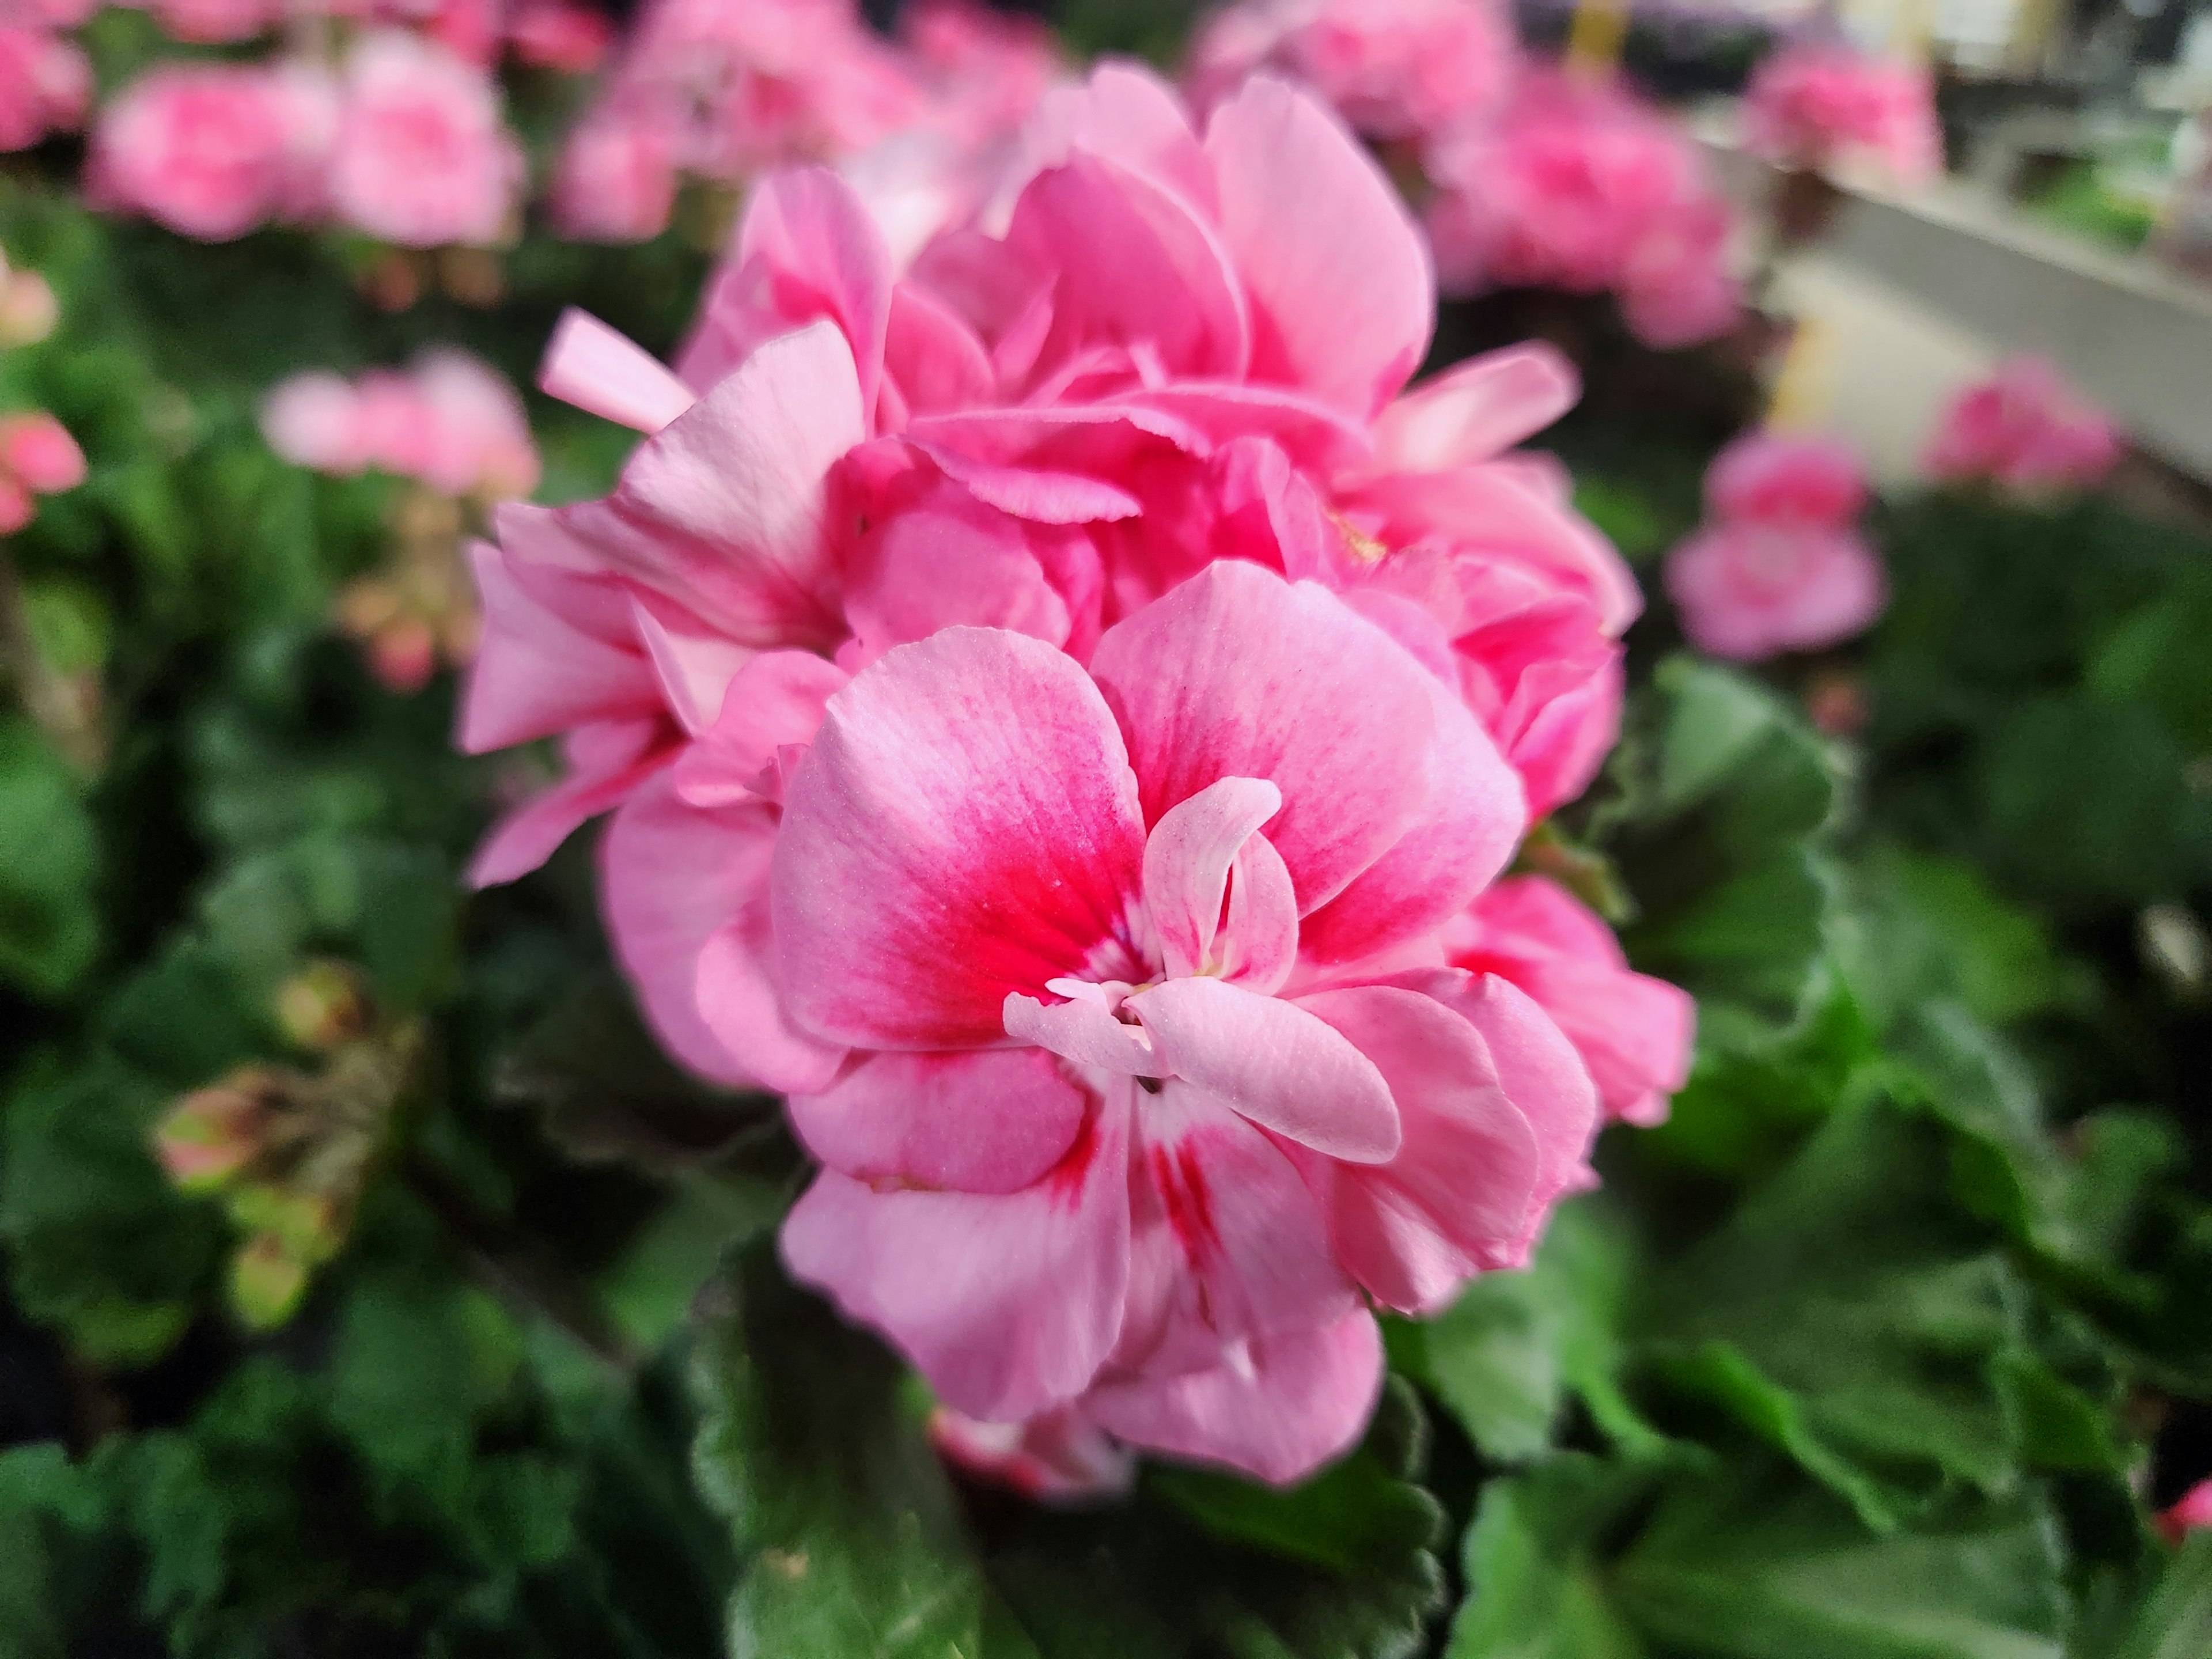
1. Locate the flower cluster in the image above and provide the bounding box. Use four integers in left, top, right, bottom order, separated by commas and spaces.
1741, 39, 1941, 187
461, 65, 1688, 1487
1923, 356, 2122, 495
1664, 429, 1886, 661
124, 0, 612, 69
262, 348, 537, 500
0, 7, 90, 153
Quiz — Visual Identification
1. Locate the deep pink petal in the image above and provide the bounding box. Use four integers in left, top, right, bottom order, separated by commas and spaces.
1141, 776, 1283, 979
1083, 1309, 1384, 1486
884, 281, 996, 416
842, 486, 1077, 664
1205, 75, 1433, 416
1130, 976, 1399, 1162
1373, 343, 1578, 472
537, 308, 696, 433
1089, 562, 1437, 913
780, 1093, 1132, 1421
786, 1048, 1087, 1195
773, 627, 1147, 1049
669, 650, 848, 809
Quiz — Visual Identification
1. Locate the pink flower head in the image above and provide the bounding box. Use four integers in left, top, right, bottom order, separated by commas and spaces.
1187, 0, 1512, 143
262, 371, 368, 474
506, 0, 616, 72
327, 30, 524, 248
263, 351, 536, 499
0, 409, 82, 531
0, 23, 86, 151
1923, 357, 2122, 494
88, 62, 320, 241
1741, 41, 1941, 185
1445, 876, 1693, 1125
1425, 66, 1742, 349
550, 113, 681, 243
147, 0, 279, 43
2160, 1479, 2212, 1546
1665, 429, 1885, 661
899, 0, 1064, 148
721, 563, 1594, 1482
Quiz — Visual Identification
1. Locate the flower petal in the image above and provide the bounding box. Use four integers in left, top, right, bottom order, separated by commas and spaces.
537, 308, 696, 433
773, 627, 1147, 1049
669, 650, 849, 809
459, 541, 660, 754
1373, 343, 1578, 473
781, 1093, 1132, 1421
786, 1048, 1088, 1195
1004, 991, 1158, 1076
1141, 775, 1283, 979
467, 719, 668, 888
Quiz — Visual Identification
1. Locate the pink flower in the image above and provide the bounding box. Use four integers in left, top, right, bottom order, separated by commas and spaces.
262, 372, 367, 474
506, 0, 616, 73
1187, 0, 1512, 143
1425, 67, 1741, 349
2160, 1479, 2212, 1545
718, 562, 1592, 1481
261, 351, 536, 499
1923, 357, 2122, 494
146, 0, 279, 44
0, 24, 86, 151
0, 410, 83, 532
549, 113, 680, 243
1444, 876, 1693, 1124
408, 349, 540, 499
89, 62, 320, 242
1664, 430, 1886, 661
327, 31, 524, 248
1741, 41, 1941, 185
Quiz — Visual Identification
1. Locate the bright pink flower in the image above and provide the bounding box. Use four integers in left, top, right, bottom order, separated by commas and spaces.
507, 0, 616, 73
899, 0, 1063, 148
1425, 67, 1741, 349
1444, 876, 1693, 1125
1923, 357, 2122, 494
1665, 430, 1885, 661
1742, 42, 1941, 185
714, 563, 1591, 1480
550, 113, 680, 243
88, 63, 313, 241
2160, 1479, 2212, 1545
327, 31, 524, 248
0, 409, 82, 531
0, 24, 86, 151
1187, 0, 1512, 143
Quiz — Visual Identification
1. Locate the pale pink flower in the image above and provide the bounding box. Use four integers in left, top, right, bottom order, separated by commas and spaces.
0, 23, 86, 151
1445, 876, 1694, 1125
408, 348, 540, 499
89, 63, 315, 241
261, 351, 537, 499
1425, 67, 1742, 349
2160, 1479, 2212, 1545
548, 113, 679, 243
327, 30, 524, 248
1187, 0, 1512, 143
1665, 430, 1885, 661
1741, 41, 1941, 185
0, 410, 84, 532
1923, 357, 2122, 494
262, 371, 368, 474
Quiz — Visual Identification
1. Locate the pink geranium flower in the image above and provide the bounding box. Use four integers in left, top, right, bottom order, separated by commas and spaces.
2160, 1479, 2212, 1545
0, 22, 87, 151
1445, 876, 1694, 1125
1923, 357, 2122, 494
548, 113, 680, 243
260, 350, 537, 499
89, 61, 324, 241
1425, 66, 1743, 349
1741, 41, 1941, 185
0, 410, 85, 533
145, 0, 279, 43
1664, 430, 1886, 661
327, 31, 524, 248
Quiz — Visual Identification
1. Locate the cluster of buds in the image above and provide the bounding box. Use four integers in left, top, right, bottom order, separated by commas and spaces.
333, 488, 482, 692
153, 961, 422, 1327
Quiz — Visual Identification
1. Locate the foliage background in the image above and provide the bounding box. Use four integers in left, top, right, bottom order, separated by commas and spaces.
2, 5, 2210, 1657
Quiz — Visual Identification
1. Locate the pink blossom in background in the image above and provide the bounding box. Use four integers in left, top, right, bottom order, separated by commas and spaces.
505, 0, 616, 72
0, 410, 85, 533
144, 0, 279, 44
1425, 67, 1743, 349
1923, 357, 2123, 494
260, 351, 537, 499
1741, 41, 1941, 185
2160, 1479, 2212, 1545
0, 24, 90, 153
1445, 876, 1694, 1124
326, 31, 524, 247
89, 62, 326, 242
1665, 430, 1885, 661
549, 113, 680, 243
1187, 0, 1513, 142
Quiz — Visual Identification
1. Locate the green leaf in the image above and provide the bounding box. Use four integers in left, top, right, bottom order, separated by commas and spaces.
0, 717, 99, 997
1446, 1455, 1652, 1659
2104, 1531, 2212, 1659
689, 1243, 996, 1659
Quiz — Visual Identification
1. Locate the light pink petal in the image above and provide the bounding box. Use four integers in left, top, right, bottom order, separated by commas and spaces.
695, 907, 850, 1097
1205, 75, 1433, 416
1141, 776, 1283, 979
466, 719, 668, 888
626, 593, 753, 737
1297, 985, 1541, 1312
599, 775, 779, 1088
780, 1093, 1131, 1421
1373, 343, 1579, 472
1089, 562, 1437, 914
786, 1048, 1087, 1195
669, 650, 847, 808
1130, 976, 1399, 1162
538, 308, 696, 433
1298, 672, 1525, 965
773, 627, 1147, 1049
1222, 828, 1299, 995
1005, 991, 1158, 1075
458, 541, 660, 753
906, 441, 1141, 524
929, 1406, 1135, 1503
1009, 60, 1214, 219
1083, 1309, 1384, 1486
